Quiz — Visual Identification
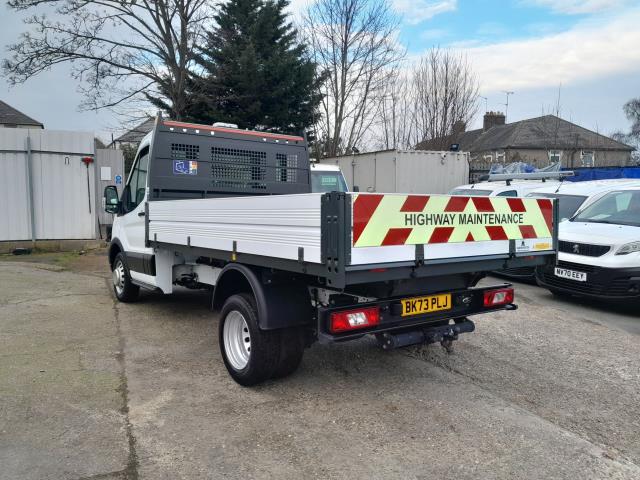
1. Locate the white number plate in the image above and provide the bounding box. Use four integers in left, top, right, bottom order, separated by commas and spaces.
554, 267, 587, 282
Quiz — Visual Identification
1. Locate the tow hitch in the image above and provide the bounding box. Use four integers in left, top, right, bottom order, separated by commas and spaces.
378, 319, 476, 352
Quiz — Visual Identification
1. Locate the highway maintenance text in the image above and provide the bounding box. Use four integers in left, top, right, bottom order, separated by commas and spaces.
404, 213, 525, 227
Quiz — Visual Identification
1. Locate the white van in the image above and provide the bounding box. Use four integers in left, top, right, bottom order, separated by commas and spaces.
309, 163, 349, 193
536, 186, 640, 301
527, 179, 640, 221
450, 180, 560, 198
496, 179, 640, 281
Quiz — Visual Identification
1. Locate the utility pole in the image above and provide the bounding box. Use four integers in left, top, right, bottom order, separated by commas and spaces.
502, 91, 514, 121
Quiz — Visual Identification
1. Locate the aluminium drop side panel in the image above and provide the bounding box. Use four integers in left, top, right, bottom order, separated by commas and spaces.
0, 129, 31, 241
148, 193, 323, 263
349, 240, 512, 265
347, 192, 555, 266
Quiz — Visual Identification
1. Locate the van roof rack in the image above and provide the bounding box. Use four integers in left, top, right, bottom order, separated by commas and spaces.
487, 171, 574, 185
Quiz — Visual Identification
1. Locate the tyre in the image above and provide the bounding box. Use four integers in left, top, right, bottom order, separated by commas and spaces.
219, 294, 281, 386
112, 252, 140, 302
272, 327, 305, 379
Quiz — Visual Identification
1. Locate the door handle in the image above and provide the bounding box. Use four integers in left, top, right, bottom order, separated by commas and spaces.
138, 211, 146, 217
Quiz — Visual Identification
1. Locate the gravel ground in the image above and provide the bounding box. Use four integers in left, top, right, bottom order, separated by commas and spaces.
1, 254, 639, 480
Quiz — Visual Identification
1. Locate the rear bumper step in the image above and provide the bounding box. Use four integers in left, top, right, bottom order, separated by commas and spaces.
378, 319, 476, 350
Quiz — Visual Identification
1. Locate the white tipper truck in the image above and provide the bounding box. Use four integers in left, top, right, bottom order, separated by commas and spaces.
104, 116, 559, 385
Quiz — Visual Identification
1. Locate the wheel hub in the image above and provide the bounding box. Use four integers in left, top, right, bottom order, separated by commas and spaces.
113, 260, 125, 295
223, 310, 251, 370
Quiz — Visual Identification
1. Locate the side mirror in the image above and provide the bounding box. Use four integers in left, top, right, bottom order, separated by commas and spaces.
353, 185, 360, 192
104, 186, 120, 214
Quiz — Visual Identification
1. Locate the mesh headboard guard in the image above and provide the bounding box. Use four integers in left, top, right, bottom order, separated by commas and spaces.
148, 122, 311, 200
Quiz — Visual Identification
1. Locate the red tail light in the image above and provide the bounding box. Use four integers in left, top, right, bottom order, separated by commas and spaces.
330, 306, 380, 333
483, 288, 514, 307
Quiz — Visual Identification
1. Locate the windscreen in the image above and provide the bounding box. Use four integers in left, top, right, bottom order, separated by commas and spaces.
449, 188, 492, 196
528, 193, 586, 221
573, 190, 640, 227
311, 171, 348, 193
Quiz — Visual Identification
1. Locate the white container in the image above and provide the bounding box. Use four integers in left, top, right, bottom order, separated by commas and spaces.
320, 149, 469, 195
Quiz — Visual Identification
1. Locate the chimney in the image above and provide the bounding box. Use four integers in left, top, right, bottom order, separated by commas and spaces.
483, 111, 506, 131
452, 120, 466, 135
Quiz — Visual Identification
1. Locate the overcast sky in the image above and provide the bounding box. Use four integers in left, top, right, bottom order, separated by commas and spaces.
1, 0, 639, 142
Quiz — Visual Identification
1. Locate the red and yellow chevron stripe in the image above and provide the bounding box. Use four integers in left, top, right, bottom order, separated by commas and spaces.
352, 193, 553, 248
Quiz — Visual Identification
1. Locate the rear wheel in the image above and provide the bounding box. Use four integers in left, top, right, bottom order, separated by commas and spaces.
112, 253, 139, 302
219, 294, 281, 386
272, 327, 305, 379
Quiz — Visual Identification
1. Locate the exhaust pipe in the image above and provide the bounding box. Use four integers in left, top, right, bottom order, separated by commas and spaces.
379, 319, 475, 350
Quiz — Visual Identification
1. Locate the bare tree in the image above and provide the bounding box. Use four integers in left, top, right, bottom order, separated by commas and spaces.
411, 48, 479, 149
624, 98, 640, 138
3, 0, 212, 119
376, 67, 415, 150
304, 0, 404, 157
612, 98, 640, 164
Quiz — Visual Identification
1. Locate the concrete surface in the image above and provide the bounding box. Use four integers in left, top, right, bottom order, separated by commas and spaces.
1, 256, 639, 479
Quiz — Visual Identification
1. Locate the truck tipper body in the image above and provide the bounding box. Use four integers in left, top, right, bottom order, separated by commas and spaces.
104, 116, 559, 385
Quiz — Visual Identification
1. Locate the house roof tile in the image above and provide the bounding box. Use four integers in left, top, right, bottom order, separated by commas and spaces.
0, 100, 43, 127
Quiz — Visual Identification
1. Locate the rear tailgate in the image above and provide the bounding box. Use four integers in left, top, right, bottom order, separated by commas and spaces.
347, 193, 556, 266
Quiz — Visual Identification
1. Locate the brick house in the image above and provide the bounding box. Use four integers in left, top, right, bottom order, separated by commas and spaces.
416, 112, 635, 174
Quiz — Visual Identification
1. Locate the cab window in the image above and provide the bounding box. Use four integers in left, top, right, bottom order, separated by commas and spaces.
497, 190, 517, 197
124, 150, 149, 212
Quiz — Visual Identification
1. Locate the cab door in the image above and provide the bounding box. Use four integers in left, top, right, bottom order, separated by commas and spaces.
115, 147, 155, 285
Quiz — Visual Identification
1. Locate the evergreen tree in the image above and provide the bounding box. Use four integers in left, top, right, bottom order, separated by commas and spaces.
187, 0, 322, 134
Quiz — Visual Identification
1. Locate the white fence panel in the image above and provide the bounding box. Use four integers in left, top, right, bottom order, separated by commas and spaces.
0, 150, 31, 241
0, 128, 96, 241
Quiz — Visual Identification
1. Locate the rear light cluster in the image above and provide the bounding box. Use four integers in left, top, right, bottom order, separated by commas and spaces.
483, 288, 514, 307
330, 306, 380, 333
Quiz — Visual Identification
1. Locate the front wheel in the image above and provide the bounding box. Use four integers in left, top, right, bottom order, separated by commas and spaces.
112, 252, 139, 302
219, 294, 281, 386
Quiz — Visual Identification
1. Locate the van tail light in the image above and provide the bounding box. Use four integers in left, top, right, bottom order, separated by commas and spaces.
483, 288, 514, 307
330, 306, 380, 333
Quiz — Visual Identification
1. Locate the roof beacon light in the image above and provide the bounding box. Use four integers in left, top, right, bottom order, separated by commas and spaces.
212, 122, 239, 129
487, 171, 574, 182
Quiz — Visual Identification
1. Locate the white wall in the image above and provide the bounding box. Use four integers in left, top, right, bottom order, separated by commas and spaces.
95, 148, 125, 229
0, 128, 96, 241
320, 150, 469, 194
